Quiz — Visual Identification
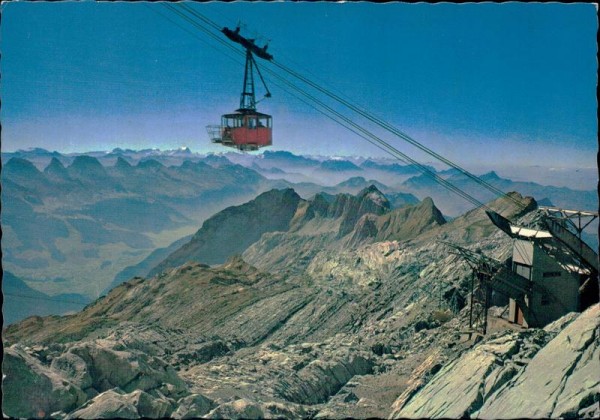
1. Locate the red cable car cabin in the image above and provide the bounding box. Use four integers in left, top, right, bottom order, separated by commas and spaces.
211, 110, 272, 151
207, 27, 274, 152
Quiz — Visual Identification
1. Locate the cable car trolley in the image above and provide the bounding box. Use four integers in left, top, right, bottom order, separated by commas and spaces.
207, 26, 273, 151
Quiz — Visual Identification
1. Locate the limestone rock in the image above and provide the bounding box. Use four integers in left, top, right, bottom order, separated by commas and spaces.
206, 398, 264, 419
66, 388, 173, 419
172, 340, 231, 366
172, 393, 216, 419
66, 389, 138, 419
392, 305, 600, 419
2, 346, 87, 419
51, 351, 93, 391
68, 342, 187, 396
277, 352, 374, 404
261, 401, 310, 419
477, 304, 600, 418
131, 389, 173, 418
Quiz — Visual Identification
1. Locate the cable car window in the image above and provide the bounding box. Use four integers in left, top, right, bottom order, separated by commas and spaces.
258, 116, 270, 128
514, 262, 531, 280
542, 271, 561, 278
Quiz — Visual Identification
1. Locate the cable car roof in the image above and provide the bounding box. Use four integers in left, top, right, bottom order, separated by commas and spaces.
222, 110, 272, 118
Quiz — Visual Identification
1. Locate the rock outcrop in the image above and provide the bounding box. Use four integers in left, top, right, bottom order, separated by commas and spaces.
67, 388, 174, 419
392, 304, 600, 419
150, 188, 302, 274
172, 394, 216, 419
348, 196, 446, 246
56, 341, 187, 396
206, 398, 265, 419
477, 305, 599, 419
243, 186, 445, 273
44, 157, 71, 180
3, 346, 87, 418
2, 337, 188, 419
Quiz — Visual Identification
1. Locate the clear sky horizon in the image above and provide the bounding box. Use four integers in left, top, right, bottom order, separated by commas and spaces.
1, 2, 597, 170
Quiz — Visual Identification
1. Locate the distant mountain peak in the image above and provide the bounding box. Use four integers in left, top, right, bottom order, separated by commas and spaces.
180, 160, 211, 171
12, 147, 62, 157
347, 197, 446, 246
357, 185, 391, 210
149, 188, 302, 274
43, 157, 69, 177
47, 157, 65, 168
67, 156, 110, 181
137, 159, 164, 169
4, 157, 42, 177
203, 154, 232, 167
481, 171, 501, 181
336, 176, 367, 188
17, 147, 50, 153
259, 150, 320, 167
114, 156, 133, 169
319, 159, 362, 172
69, 155, 104, 170
165, 146, 192, 156
111, 147, 137, 155
361, 160, 435, 175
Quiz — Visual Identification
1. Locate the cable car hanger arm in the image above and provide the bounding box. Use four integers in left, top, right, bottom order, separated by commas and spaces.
251, 53, 271, 99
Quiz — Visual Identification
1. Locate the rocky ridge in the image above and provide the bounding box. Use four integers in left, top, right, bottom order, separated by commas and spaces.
149, 188, 302, 275
3, 189, 597, 419
150, 185, 428, 276
392, 305, 599, 419
243, 186, 446, 274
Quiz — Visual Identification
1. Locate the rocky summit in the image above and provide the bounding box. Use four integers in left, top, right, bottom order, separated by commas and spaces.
2, 188, 598, 419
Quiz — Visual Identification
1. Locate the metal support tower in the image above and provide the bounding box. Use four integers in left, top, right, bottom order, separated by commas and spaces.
442, 242, 496, 336
240, 49, 256, 111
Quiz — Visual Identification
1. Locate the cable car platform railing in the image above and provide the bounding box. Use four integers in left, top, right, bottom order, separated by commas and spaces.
207, 125, 227, 144
543, 218, 599, 273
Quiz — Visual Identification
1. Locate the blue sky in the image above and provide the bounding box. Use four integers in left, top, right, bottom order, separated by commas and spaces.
1, 2, 597, 169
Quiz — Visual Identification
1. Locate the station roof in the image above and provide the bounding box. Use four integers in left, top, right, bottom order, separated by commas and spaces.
509, 225, 553, 239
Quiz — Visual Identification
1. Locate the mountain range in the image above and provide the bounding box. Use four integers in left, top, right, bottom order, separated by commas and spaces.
1, 149, 596, 321
1, 155, 270, 299
4, 182, 596, 418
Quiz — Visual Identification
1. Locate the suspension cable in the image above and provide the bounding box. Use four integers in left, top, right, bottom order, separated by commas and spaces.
261, 65, 491, 210
271, 60, 527, 210
157, 3, 522, 213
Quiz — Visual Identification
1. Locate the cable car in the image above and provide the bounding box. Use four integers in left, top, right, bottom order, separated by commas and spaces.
207, 27, 273, 151
212, 110, 272, 151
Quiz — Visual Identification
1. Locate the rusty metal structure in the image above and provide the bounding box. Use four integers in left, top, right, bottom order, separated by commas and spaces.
442, 241, 527, 335
443, 206, 598, 334
487, 208, 598, 328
